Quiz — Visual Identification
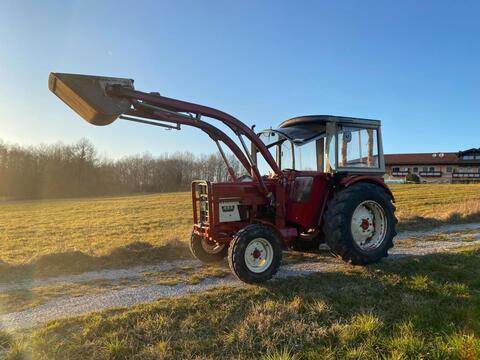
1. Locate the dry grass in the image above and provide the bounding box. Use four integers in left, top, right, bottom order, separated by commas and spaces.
2, 246, 480, 359
1, 184, 480, 279
390, 184, 480, 230
1, 185, 480, 358
0, 192, 192, 265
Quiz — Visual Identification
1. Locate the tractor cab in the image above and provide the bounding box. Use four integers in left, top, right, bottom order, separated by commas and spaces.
257, 115, 385, 176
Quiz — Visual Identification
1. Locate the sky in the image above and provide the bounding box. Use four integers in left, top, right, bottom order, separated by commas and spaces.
0, 0, 479, 158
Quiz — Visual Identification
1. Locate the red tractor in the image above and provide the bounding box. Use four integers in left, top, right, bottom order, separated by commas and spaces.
49, 73, 397, 284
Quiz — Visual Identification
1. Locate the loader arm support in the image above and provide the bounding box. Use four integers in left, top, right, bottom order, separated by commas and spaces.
125, 107, 252, 175
126, 105, 286, 226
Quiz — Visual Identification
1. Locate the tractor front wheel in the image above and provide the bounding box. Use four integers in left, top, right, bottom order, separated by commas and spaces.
190, 233, 227, 263
323, 182, 396, 265
228, 224, 282, 284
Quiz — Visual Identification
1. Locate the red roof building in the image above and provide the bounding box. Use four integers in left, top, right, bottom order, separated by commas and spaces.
384, 148, 480, 183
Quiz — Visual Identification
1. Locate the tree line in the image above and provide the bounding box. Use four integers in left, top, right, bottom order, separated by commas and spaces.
0, 139, 243, 200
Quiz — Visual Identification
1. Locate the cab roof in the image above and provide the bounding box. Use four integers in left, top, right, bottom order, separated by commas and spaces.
279, 115, 380, 128
259, 115, 381, 146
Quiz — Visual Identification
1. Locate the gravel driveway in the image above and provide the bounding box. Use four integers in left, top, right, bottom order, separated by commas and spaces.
1, 222, 480, 332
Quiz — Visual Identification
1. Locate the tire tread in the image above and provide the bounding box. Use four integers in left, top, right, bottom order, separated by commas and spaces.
190, 233, 227, 263
228, 224, 282, 284
322, 182, 397, 265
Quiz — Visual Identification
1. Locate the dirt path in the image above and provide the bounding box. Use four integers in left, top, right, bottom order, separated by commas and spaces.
1, 223, 480, 332
394, 222, 480, 241
0, 260, 201, 293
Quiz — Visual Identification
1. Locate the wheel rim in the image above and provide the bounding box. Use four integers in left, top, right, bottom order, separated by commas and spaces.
350, 200, 387, 251
201, 238, 225, 254
244, 238, 274, 273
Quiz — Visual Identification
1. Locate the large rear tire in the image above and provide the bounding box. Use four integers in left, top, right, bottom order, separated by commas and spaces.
322, 182, 396, 265
190, 233, 227, 263
228, 224, 282, 284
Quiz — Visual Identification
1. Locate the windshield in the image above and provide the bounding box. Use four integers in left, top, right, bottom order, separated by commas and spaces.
257, 131, 279, 175
257, 129, 325, 174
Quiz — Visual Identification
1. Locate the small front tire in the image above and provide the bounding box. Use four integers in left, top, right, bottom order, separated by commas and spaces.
190, 233, 227, 263
228, 224, 282, 284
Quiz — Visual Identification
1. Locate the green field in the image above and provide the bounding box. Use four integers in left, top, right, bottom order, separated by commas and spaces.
2, 246, 480, 359
1, 184, 480, 358
1, 184, 480, 267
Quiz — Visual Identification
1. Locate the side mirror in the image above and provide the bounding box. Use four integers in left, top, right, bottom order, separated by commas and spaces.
48, 73, 134, 126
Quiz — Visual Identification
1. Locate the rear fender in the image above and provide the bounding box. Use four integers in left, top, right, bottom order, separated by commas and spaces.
340, 176, 395, 202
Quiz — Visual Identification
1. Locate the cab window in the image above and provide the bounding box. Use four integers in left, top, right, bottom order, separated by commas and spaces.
295, 141, 318, 171
337, 127, 379, 168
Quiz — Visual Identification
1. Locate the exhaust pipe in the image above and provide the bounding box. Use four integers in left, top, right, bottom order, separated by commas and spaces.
48, 73, 134, 126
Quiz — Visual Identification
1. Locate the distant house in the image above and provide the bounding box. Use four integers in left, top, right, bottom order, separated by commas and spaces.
384, 148, 480, 184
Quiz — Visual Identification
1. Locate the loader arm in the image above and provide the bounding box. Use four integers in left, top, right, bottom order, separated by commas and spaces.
108, 86, 281, 176
125, 107, 252, 176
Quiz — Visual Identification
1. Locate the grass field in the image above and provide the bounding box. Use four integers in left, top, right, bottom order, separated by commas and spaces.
392, 184, 480, 230
0, 192, 193, 265
1, 185, 480, 358
1, 184, 480, 269
2, 245, 480, 359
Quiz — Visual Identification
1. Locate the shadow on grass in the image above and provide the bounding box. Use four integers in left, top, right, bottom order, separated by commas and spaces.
0, 240, 192, 283
398, 211, 480, 231
4, 249, 479, 359
4, 210, 480, 284
238, 250, 480, 358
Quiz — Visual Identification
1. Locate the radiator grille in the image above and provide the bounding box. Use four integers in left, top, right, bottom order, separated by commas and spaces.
197, 184, 209, 224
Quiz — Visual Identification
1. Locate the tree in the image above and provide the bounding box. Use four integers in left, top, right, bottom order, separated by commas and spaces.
405, 173, 420, 184
0, 138, 241, 200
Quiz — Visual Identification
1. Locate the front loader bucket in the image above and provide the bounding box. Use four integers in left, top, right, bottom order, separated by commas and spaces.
48, 73, 134, 126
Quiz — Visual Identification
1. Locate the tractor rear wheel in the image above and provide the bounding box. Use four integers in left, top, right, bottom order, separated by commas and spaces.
322, 182, 396, 265
190, 233, 227, 263
228, 224, 282, 284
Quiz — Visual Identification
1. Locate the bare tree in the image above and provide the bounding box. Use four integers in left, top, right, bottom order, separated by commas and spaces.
0, 139, 242, 200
